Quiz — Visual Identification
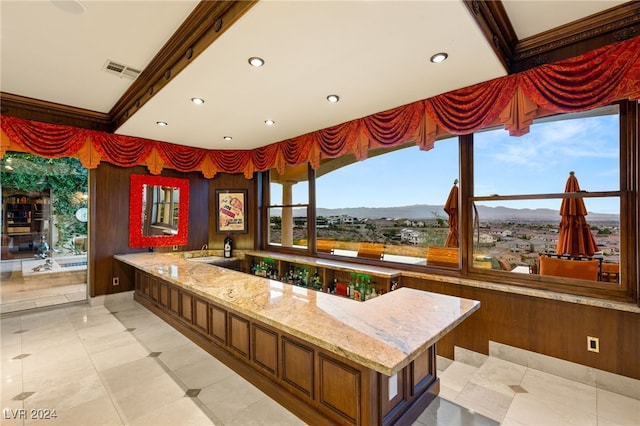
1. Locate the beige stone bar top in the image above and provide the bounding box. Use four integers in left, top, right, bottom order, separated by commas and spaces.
115, 252, 480, 376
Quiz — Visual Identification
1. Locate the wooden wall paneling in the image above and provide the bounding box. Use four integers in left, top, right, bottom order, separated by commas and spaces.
318, 353, 360, 425
209, 304, 227, 345
229, 313, 250, 359
407, 278, 640, 380
252, 324, 278, 376
193, 297, 209, 333
282, 337, 314, 398
180, 291, 193, 324
208, 173, 256, 251
91, 163, 211, 297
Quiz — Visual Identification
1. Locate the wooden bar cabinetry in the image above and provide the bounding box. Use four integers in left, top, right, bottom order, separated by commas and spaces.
132, 268, 438, 426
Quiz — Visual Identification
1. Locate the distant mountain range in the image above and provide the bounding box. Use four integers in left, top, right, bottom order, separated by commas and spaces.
311, 204, 619, 222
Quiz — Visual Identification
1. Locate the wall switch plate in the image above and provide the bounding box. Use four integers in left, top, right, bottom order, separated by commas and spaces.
587, 336, 599, 353
112, 277, 119, 286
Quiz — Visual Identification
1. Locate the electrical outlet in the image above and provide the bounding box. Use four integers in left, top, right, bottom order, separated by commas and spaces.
587, 336, 599, 353
173, 245, 179, 251
112, 277, 119, 286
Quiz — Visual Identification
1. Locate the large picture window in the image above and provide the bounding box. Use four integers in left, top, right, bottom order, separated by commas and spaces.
471, 105, 624, 290
315, 142, 460, 267
260, 101, 637, 302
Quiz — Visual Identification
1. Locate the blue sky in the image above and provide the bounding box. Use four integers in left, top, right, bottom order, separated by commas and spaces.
278, 111, 620, 214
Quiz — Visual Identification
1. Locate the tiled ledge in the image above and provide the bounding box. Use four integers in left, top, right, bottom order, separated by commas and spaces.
402, 270, 640, 314
247, 250, 639, 313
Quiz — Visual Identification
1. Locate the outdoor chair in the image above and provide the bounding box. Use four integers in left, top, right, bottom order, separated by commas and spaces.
539, 255, 599, 281
426, 246, 459, 268
316, 238, 336, 254
357, 242, 384, 260
600, 262, 620, 283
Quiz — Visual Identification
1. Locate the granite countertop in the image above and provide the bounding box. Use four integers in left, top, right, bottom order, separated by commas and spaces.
114, 252, 480, 376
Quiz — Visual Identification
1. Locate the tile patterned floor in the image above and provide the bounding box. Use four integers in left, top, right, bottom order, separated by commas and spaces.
1, 296, 638, 425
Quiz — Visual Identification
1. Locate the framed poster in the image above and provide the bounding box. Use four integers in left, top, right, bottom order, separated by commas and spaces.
216, 189, 248, 233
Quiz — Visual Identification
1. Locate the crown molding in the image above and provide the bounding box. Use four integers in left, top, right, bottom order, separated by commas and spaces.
0, 92, 112, 132
466, 1, 640, 74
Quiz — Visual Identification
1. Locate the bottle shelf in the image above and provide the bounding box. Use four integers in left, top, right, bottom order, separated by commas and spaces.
245, 252, 402, 302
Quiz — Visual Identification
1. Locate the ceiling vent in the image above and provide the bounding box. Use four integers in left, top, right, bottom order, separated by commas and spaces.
103, 60, 141, 80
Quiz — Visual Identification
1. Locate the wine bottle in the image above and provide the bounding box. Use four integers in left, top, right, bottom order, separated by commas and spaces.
224, 233, 233, 258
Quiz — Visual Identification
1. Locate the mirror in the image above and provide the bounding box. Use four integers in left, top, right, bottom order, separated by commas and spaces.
129, 174, 189, 248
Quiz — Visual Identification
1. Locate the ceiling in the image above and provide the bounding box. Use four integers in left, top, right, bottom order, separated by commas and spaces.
0, 0, 632, 151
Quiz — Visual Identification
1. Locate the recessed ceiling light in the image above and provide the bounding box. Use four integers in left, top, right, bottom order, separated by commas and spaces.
156, 121, 168, 127
191, 97, 205, 105
264, 119, 275, 126
223, 136, 233, 141
248, 57, 265, 67
326, 94, 340, 103
430, 52, 448, 63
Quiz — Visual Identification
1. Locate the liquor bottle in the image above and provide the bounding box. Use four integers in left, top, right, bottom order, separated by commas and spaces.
224, 233, 233, 258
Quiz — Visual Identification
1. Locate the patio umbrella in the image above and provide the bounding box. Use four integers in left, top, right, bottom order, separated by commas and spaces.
556, 171, 598, 257
444, 179, 459, 248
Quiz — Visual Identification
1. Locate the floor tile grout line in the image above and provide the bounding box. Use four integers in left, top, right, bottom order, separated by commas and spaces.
104, 301, 225, 426
65, 304, 128, 426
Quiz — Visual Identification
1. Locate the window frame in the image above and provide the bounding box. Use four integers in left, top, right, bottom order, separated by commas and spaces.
258, 101, 638, 303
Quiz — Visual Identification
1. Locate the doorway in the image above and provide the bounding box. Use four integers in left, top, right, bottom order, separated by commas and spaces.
1, 154, 88, 313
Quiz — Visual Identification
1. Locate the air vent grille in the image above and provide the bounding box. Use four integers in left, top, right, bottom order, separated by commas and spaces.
103, 60, 141, 80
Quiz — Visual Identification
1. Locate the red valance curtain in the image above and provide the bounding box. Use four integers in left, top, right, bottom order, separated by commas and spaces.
2, 36, 639, 176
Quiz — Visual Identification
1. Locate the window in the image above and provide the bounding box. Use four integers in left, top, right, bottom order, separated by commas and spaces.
267, 165, 310, 250
259, 102, 637, 302
471, 105, 624, 290
315, 142, 459, 267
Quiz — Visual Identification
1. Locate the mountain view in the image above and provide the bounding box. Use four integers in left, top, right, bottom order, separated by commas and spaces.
313, 204, 619, 222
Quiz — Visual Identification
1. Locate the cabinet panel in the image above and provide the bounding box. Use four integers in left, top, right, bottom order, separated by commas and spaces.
150, 276, 159, 302
252, 324, 278, 376
169, 286, 180, 316
282, 337, 314, 397
209, 304, 227, 345
193, 297, 208, 333
380, 368, 405, 418
142, 273, 151, 297
319, 354, 360, 424
158, 280, 169, 308
229, 313, 250, 359
180, 292, 193, 324
411, 348, 433, 395
135, 270, 143, 292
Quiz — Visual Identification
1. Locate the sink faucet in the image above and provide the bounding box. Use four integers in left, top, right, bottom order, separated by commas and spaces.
201, 244, 208, 256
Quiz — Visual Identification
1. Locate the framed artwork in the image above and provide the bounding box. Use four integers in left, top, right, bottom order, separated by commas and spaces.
216, 189, 248, 233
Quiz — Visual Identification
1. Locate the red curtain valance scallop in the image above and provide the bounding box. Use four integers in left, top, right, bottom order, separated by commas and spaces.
2, 36, 639, 177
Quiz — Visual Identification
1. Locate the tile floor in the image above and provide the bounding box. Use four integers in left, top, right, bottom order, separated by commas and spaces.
1, 295, 638, 425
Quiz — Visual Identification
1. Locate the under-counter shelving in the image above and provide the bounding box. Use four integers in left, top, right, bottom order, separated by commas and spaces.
244, 251, 402, 301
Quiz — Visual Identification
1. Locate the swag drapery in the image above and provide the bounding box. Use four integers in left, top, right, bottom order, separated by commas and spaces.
2, 36, 639, 178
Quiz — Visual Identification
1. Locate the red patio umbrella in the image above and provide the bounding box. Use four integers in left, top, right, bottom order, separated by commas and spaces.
556, 171, 598, 257
444, 179, 459, 248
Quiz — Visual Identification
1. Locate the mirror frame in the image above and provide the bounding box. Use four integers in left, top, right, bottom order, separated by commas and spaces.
129, 174, 189, 248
